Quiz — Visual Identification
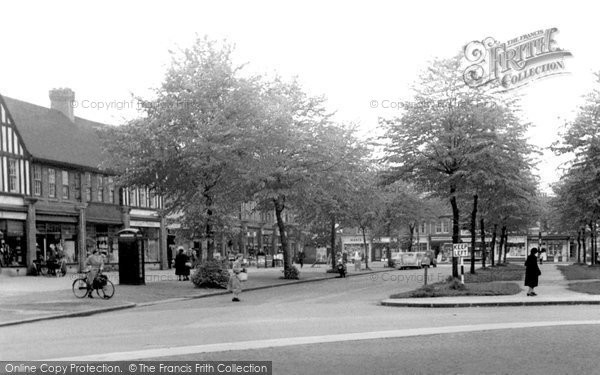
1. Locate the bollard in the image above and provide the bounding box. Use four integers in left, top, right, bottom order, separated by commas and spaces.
424, 265, 428, 286
460, 257, 464, 284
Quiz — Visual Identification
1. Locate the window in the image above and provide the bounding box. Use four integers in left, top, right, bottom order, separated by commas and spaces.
420, 222, 427, 234
435, 221, 442, 234
442, 220, 449, 233
108, 177, 115, 204
129, 189, 136, 206
85, 173, 91, 201
62, 170, 69, 199
97, 175, 104, 202
33, 165, 42, 196
148, 191, 154, 208
8, 159, 19, 193
48, 168, 56, 198
73, 173, 81, 200
139, 188, 146, 208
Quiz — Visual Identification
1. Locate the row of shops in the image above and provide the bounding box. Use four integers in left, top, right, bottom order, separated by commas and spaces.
340, 233, 577, 263
0, 196, 166, 273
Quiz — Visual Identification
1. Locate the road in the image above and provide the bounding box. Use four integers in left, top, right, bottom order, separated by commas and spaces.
1, 266, 599, 374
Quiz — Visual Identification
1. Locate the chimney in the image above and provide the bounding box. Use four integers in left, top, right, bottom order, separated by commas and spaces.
49, 88, 75, 122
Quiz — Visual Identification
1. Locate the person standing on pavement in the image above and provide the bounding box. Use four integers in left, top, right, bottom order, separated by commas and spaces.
174, 247, 190, 281
525, 248, 541, 296
85, 249, 104, 298
228, 268, 242, 302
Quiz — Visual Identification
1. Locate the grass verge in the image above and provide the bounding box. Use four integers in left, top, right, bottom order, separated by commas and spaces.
557, 264, 600, 280
390, 263, 525, 299
567, 281, 600, 295
464, 263, 525, 283
390, 278, 521, 298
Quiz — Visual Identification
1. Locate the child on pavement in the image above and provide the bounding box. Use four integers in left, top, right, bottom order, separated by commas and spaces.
228, 268, 242, 302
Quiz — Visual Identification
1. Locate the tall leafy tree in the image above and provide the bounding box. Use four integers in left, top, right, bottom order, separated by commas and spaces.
553, 72, 600, 264
101, 37, 265, 260
294, 124, 369, 271
242, 78, 348, 276
380, 56, 521, 277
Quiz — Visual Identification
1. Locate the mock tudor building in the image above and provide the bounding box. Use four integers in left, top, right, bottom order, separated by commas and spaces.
0, 88, 167, 275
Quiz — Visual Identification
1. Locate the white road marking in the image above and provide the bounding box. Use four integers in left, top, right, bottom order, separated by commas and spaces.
51, 320, 600, 361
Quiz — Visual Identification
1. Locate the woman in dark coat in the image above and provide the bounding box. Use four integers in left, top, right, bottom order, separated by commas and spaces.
174, 248, 190, 281
525, 248, 541, 296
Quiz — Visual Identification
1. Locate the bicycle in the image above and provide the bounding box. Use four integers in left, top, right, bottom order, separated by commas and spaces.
72, 270, 115, 299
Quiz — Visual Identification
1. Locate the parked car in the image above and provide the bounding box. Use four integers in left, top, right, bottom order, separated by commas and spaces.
395, 252, 423, 269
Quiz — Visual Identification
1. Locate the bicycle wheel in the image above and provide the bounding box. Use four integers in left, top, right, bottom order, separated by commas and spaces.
72, 277, 89, 298
96, 280, 115, 299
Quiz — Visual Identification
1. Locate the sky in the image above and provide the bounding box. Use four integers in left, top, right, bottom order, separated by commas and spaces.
1, 0, 599, 193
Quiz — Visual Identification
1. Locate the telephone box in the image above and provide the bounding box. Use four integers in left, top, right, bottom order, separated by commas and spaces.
117, 228, 145, 285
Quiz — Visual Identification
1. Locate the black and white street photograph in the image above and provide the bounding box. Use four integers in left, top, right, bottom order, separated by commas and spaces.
2, 1, 600, 374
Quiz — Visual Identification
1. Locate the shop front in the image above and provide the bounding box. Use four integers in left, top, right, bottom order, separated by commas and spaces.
130, 220, 161, 265
36, 219, 78, 265
0, 217, 27, 267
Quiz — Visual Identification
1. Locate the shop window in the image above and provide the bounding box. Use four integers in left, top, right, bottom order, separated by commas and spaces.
33, 165, 42, 196
0, 220, 26, 266
48, 168, 56, 198
142, 227, 160, 262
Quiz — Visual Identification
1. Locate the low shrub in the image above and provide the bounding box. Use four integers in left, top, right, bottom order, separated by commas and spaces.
282, 265, 300, 280
191, 259, 230, 289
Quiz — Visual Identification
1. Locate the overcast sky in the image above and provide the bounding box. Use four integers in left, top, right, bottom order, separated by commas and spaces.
1, 0, 598, 192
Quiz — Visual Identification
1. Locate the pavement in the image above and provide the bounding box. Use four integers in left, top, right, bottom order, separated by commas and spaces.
0, 261, 389, 327
1, 261, 599, 327
382, 262, 600, 307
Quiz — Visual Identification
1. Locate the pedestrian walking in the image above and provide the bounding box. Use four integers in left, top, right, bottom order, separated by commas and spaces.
525, 248, 542, 296
174, 247, 190, 281
298, 251, 305, 268
336, 258, 346, 278
228, 268, 242, 302
354, 251, 362, 271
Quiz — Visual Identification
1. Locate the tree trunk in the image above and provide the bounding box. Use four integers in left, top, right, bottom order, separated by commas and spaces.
386, 221, 393, 268
470, 194, 478, 274
480, 218, 486, 268
582, 228, 587, 265
330, 215, 336, 271
593, 221, 598, 264
498, 226, 506, 265
503, 229, 509, 264
204, 193, 214, 262
361, 227, 370, 270
577, 229, 581, 264
450, 186, 460, 278
273, 196, 292, 274
590, 221, 596, 266
408, 223, 415, 252
490, 224, 497, 267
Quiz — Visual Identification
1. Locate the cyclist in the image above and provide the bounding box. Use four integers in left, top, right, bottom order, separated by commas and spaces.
84, 249, 104, 298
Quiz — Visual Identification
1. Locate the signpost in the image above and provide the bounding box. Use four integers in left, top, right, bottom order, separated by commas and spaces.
453, 244, 469, 284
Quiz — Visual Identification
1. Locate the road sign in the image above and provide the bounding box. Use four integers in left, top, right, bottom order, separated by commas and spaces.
453, 243, 469, 257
